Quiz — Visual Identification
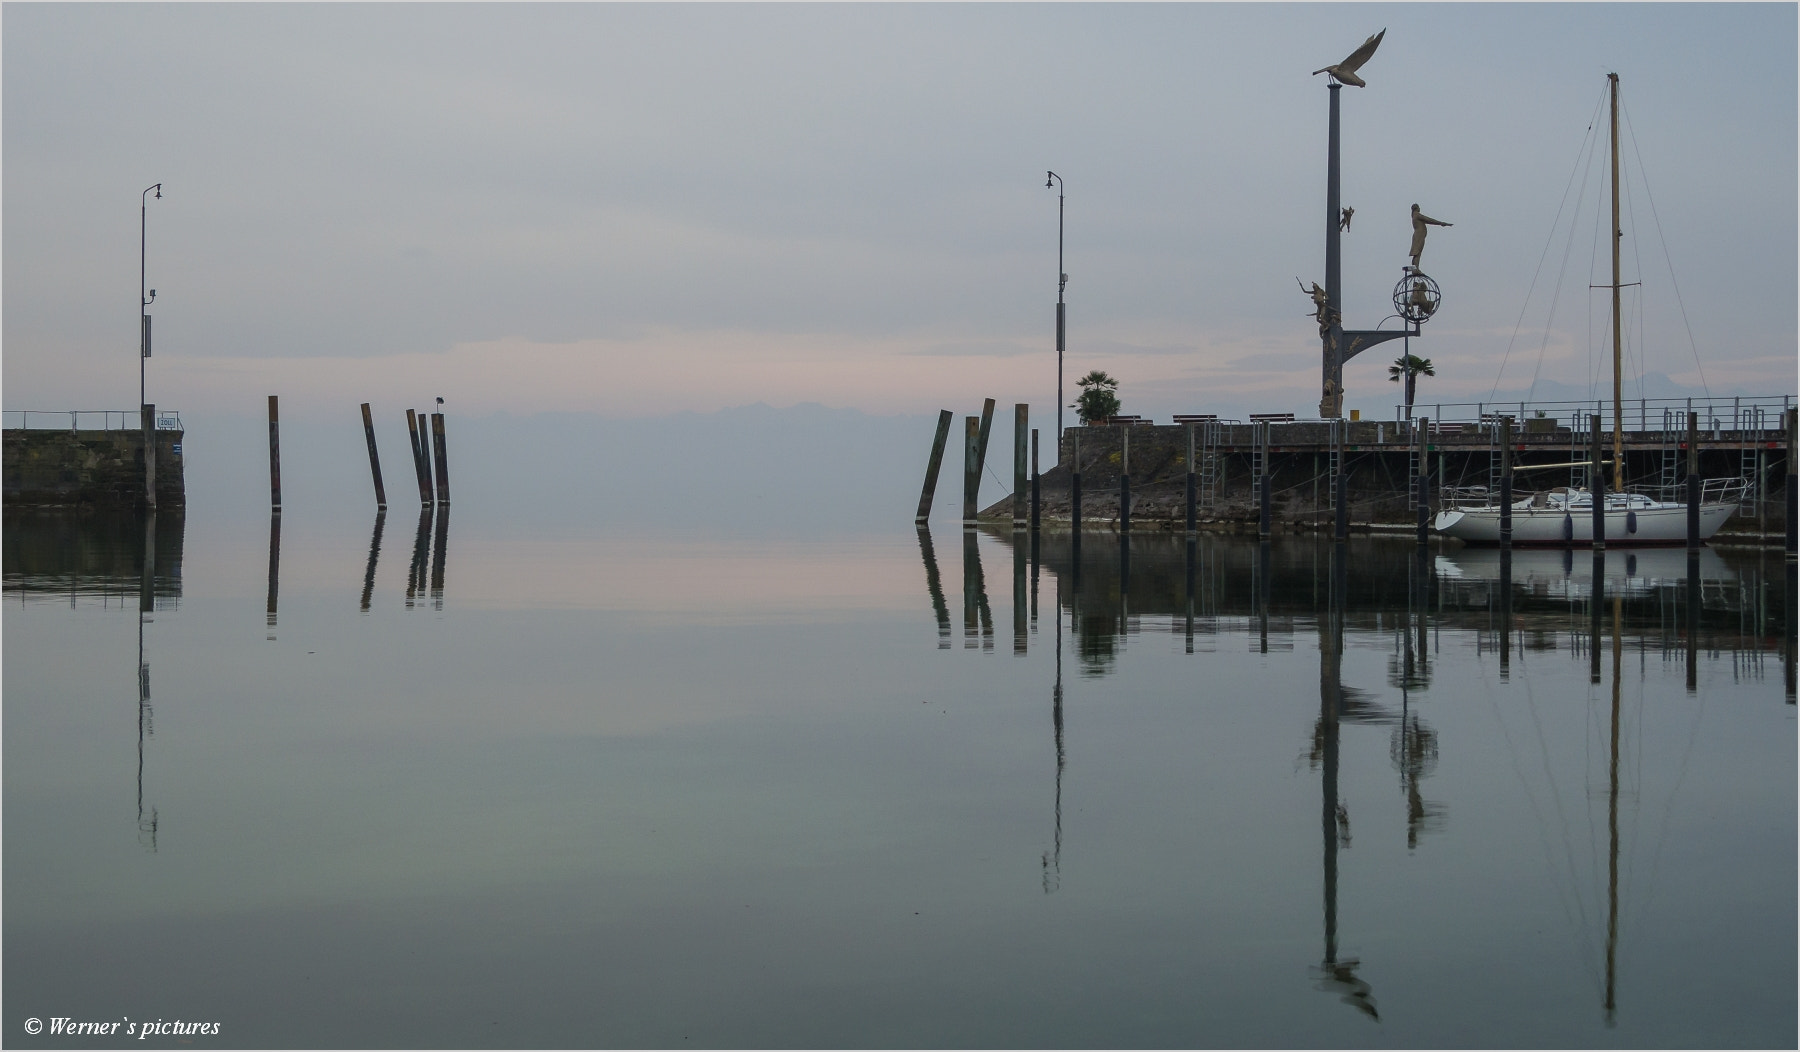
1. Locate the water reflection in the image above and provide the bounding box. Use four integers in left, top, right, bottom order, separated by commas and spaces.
266, 511, 281, 637
360, 510, 386, 612
3, 508, 185, 604
915, 527, 951, 648
961, 529, 992, 651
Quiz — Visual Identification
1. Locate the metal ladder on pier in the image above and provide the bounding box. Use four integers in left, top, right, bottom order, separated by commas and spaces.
1196, 421, 1223, 509
1738, 402, 1763, 509
1329, 419, 1345, 513
1659, 407, 1682, 501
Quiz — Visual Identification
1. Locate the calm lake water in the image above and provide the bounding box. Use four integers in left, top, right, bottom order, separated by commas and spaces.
5, 505, 1794, 1048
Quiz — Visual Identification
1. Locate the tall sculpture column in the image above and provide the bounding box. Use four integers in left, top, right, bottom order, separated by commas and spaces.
1323, 82, 1344, 418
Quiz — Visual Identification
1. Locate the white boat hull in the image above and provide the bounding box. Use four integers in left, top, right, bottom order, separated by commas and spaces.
1434, 501, 1735, 546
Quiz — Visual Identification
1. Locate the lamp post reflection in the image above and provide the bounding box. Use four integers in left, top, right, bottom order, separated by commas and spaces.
137, 511, 158, 851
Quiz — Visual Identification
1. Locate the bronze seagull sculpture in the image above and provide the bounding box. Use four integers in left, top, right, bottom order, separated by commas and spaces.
1313, 29, 1385, 87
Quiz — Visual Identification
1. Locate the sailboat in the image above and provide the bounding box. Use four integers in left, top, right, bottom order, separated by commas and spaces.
1434, 74, 1739, 547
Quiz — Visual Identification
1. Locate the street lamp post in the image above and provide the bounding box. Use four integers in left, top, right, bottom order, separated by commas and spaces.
140, 183, 161, 412
1045, 171, 1065, 455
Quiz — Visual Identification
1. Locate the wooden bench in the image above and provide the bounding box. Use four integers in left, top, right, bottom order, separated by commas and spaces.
1171, 414, 1218, 425
1248, 412, 1296, 423
1104, 415, 1148, 426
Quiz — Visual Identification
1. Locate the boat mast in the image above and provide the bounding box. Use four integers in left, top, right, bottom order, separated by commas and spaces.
1609, 73, 1624, 492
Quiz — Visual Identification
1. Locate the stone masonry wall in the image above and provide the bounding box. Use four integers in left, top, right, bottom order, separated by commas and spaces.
3, 429, 186, 507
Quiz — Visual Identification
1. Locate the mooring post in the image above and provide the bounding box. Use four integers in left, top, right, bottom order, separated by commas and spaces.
1499, 416, 1513, 549
1414, 416, 1431, 545
1786, 407, 1797, 561
418, 411, 437, 503
1686, 410, 1700, 551
915, 409, 953, 523
1185, 424, 1197, 538
974, 398, 996, 483
405, 409, 431, 505
267, 396, 282, 511
142, 402, 157, 510
361, 403, 387, 510
962, 415, 980, 526
431, 412, 450, 505
1591, 414, 1606, 550
1030, 428, 1041, 534
1119, 426, 1131, 533
1070, 429, 1082, 534
1013, 404, 1029, 529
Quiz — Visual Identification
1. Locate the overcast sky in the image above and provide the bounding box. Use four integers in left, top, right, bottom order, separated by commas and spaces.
5, 3, 1794, 424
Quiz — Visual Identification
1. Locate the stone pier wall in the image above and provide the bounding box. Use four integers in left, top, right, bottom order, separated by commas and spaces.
3, 429, 185, 507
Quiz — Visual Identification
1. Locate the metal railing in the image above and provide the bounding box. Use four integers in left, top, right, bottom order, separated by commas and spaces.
1396, 394, 1794, 434
4, 410, 182, 431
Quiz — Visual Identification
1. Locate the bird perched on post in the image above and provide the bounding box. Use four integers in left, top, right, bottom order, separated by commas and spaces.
1313, 29, 1386, 87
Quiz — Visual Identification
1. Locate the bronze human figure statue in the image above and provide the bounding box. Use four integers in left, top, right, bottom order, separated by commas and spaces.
1339, 206, 1354, 232
1408, 204, 1451, 270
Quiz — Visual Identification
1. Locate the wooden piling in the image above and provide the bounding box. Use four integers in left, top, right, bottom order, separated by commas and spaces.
962, 415, 980, 526
1591, 414, 1606, 550
361, 403, 387, 509
405, 409, 431, 505
431, 412, 450, 505
418, 412, 436, 502
1686, 410, 1700, 550
1119, 427, 1131, 533
1030, 428, 1041, 534
915, 410, 953, 523
1013, 404, 1028, 528
142, 402, 157, 510
267, 396, 282, 510
974, 398, 996, 482
1499, 416, 1513, 548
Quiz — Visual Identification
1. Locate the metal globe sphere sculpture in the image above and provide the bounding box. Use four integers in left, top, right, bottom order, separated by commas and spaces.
1394, 271, 1441, 325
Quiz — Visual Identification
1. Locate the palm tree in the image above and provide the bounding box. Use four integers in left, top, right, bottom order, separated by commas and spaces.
1388, 354, 1435, 416
1071, 370, 1121, 424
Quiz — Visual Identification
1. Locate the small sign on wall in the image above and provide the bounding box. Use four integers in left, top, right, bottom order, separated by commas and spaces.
171, 444, 182, 455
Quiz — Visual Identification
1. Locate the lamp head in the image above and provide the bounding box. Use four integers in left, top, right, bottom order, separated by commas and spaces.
1045, 172, 1053, 187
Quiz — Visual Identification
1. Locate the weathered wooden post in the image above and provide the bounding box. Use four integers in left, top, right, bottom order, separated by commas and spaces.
915, 410, 953, 524
1415, 416, 1429, 545
1499, 416, 1513, 549
142, 403, 157, 510
405, 409, 432, 505
974, 398, 996, 483
962, 415, 980, 526
1184, 424, 1197, 538
1069, 429, 1083, 534
267, 396, 282, 511
1591, 414, 1606, 550
1013, 404, 1029, 530
431, 412, 450, 505
417, 411, 436, 503
1686, 410, 1700, 551
1030, 429, 1041, 534
1119, 426, 1131, 533
361, 403, 387, 510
